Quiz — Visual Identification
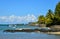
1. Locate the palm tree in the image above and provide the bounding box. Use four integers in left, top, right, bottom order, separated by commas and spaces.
38, 15, 45, 24
45, 9, 54, 26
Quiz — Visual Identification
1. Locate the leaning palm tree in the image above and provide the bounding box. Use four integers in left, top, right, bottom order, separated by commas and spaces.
45, 9, 54, 26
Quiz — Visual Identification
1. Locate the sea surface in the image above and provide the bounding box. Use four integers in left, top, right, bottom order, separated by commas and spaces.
0, 25, 60, 39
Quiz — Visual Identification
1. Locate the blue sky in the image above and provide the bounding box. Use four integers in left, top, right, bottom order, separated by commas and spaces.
0, 0, 60, 24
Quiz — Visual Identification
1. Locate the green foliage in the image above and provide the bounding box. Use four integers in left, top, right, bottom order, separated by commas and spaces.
45, 9, 54, 25
55, 2, 60, 17
37, 2, 60, 27
46, 9, 54, 19
45, 18, 52, 25
38, 15, 45, 24
54, 2, 60, 24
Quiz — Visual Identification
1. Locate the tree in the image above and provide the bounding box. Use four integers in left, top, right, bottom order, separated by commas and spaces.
55, 2, 60, 17
54, 2, 60, 24
38, 15, 45, 24
46, 9, 54, 19
45, 9, 54, 26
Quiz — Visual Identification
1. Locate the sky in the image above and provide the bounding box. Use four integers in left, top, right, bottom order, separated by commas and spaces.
0, 0, 60, 24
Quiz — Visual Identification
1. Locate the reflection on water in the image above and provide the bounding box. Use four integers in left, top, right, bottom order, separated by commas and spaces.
0, 26, 60, 39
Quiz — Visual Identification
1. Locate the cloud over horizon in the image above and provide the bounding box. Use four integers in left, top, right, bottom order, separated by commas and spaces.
0, 14, 37, 24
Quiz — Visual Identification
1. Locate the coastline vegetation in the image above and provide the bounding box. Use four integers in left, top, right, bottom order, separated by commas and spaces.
37, 2, 60, 27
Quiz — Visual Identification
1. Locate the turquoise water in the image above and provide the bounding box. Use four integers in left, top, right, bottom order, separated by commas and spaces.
0, 26, 60, 39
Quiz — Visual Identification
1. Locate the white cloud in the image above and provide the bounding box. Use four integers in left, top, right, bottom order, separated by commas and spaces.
0, 14, 37, 24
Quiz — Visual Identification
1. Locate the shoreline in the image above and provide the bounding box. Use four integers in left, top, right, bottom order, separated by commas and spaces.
43, 32, 60, 35
3, 29, 60, 35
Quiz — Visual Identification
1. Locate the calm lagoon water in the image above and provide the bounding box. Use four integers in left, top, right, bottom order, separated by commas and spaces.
0, 26, 60, 39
